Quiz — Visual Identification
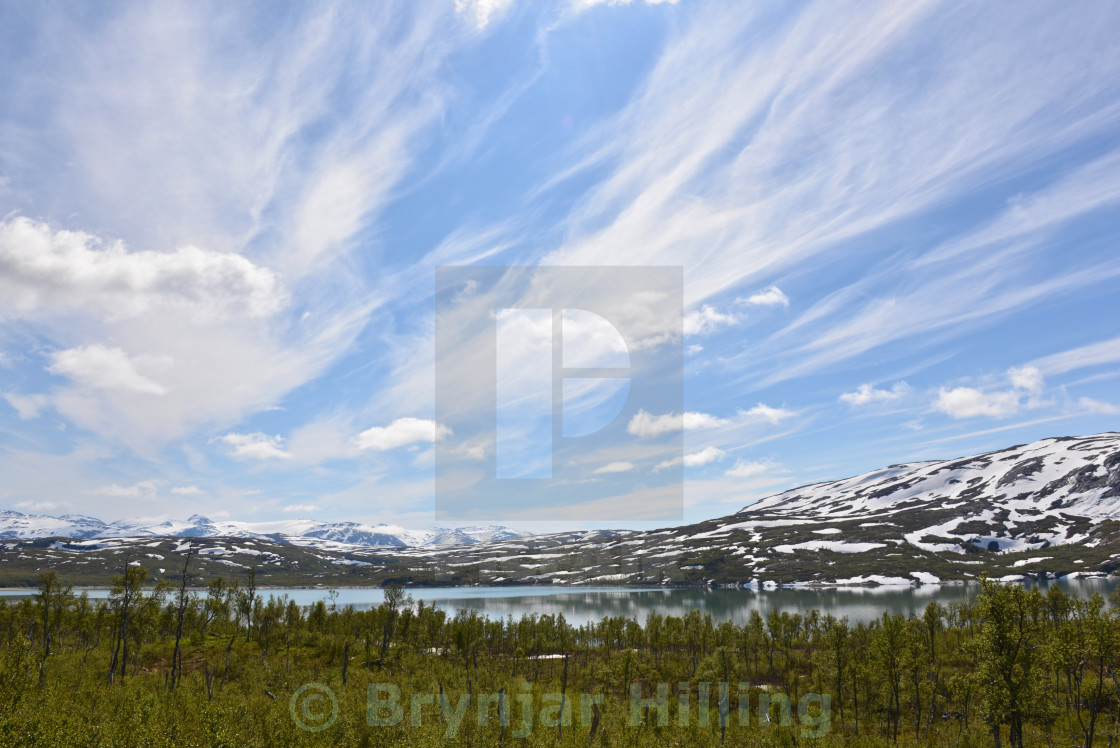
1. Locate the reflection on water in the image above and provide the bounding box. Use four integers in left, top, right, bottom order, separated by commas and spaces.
387, 578, 1119, 625
4, 577, 1116, 626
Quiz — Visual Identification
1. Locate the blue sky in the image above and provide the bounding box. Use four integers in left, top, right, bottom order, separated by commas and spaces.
1, 0, 1119, 531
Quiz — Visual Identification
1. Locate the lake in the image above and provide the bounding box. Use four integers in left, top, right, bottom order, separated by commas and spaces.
3, 577, 1116, 625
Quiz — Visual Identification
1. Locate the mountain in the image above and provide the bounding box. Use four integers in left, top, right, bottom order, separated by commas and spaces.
2, 433, 1118, 588
737, 432, 1120, 555
384, 432, 1120, 587
0, 511, 110, 540
0, 511, 528, 549
428, 525, 530, 546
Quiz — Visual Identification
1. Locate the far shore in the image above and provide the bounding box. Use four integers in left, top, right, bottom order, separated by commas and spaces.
1, 575, 1112, 594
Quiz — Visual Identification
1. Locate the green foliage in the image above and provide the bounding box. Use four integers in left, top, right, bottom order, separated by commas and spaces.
0, 565, 1118, 746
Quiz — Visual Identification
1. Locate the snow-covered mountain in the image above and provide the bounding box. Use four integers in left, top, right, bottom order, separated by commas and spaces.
0, 510, 529, 549
381, 433, 1120, 586
0, 511, 111, 540
4, 434, 1120, 587
739, 432, 1120, 555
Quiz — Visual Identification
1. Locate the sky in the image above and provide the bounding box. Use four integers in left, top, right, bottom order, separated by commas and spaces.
1, 0, 1119, 532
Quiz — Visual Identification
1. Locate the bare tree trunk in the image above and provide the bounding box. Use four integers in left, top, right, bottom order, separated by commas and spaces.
498, 687, 506, 747
244, 568, 257, 643
559, 655, 568, 742
221, 634, 235, 687
170, 542, 195, 690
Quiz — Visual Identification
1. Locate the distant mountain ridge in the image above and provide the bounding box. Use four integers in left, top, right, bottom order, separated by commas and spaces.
0, 510, 529, 549
3, 433, 1120, 587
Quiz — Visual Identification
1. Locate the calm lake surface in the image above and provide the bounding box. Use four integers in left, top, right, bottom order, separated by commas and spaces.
3, 578, 1117, 625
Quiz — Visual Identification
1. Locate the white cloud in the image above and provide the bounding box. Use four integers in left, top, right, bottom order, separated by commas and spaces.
683, 305, 739, 336
655, 446, 726, 470
839, 382, 911, 407
94, 480, 158, 498
171, 485, 202, 496
1078, 397, 1120, 416
752, 149, 1120, 388
628, 406, 791, 438
527, 0, 1120, 391
627, 411, 677, 436
933, 366, 1050, 420
1032, 334, 1120, 375
452, 437, 491, 462
574, 0, 679, 9
49, 344, 168, 396
0, 218, 286, 320
683, 412, 731, 430
1008, 365, 1045, 396
0, 4, 451, 452
593, 461, 635, 474
455, 0, 517, 28
4, 393, 50, 420
934, 387, 1020, 419
741, 404, 796, 424
737, 286, 790, 308
14, 500, 71, 513
725, 459, 774, 479
683, 448, 725, 467
353, 417, 451, 451
220, 432, 291, 461
627, 409, 729, 437
282, 503, 319, 514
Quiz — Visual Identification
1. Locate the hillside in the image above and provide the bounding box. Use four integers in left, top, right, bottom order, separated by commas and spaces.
2, 433, 1118, 587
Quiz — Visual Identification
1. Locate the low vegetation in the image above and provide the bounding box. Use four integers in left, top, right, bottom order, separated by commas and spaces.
2, 553, 1120, 746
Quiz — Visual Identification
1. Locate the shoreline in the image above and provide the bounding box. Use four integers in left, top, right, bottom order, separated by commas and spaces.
1, 572, 1114, 594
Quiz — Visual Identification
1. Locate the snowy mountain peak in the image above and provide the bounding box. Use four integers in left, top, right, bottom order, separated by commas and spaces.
0, 510, 530, 550
731, 432, 1120, 554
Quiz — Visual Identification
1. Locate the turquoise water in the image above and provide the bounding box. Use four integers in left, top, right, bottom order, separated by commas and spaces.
4, 577, 1115, 625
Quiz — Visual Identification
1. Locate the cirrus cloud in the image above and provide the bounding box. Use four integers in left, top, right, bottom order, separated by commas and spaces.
3, 393, 50, 420
593, 460, 636, 474
1078, 397, 1120, 416
725, 459, 775, 479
